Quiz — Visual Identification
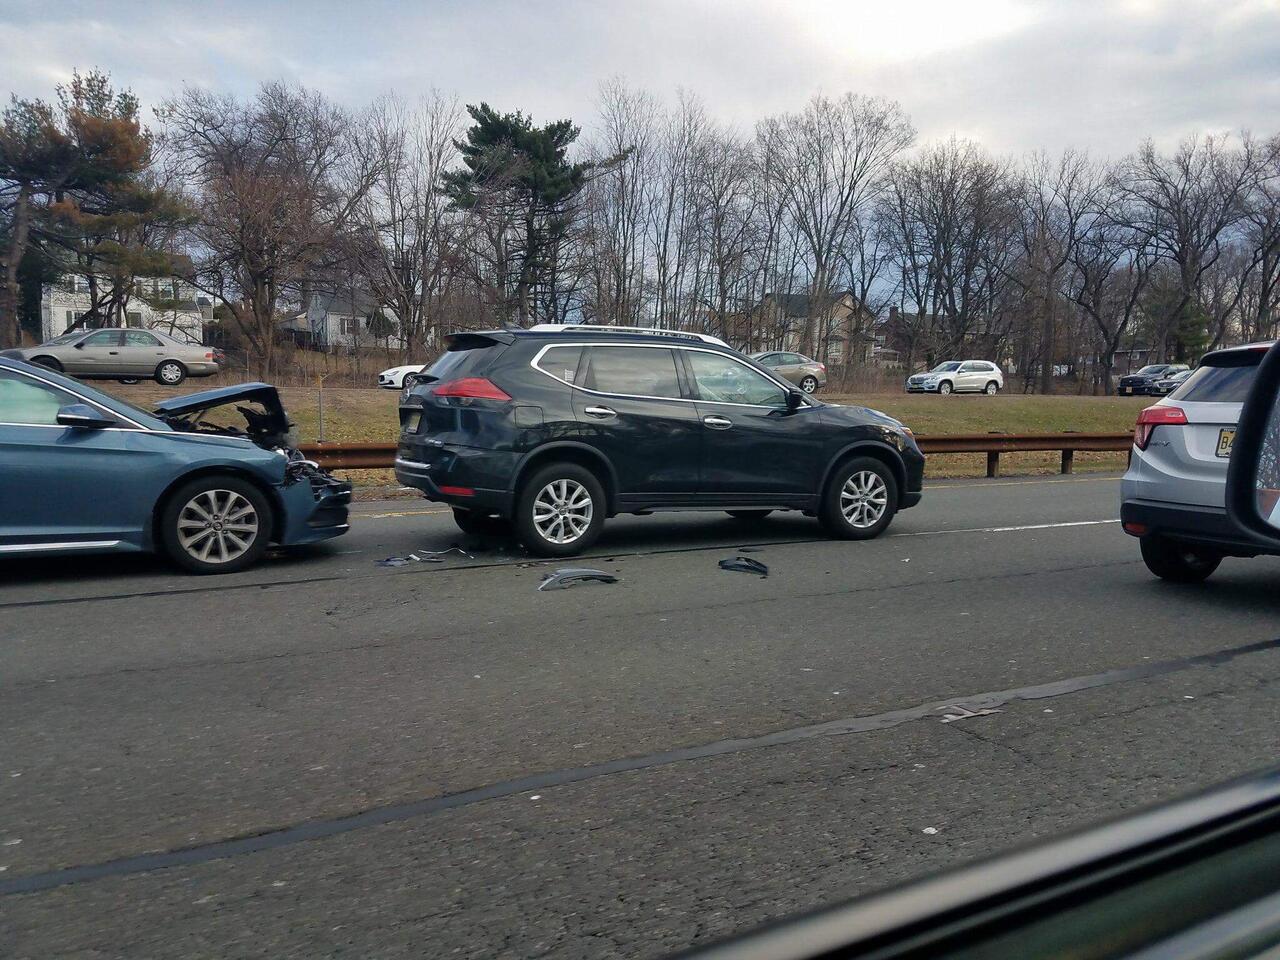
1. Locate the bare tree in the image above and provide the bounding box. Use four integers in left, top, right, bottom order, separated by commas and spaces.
160, 83, 376, 374
760, 93, 914, 355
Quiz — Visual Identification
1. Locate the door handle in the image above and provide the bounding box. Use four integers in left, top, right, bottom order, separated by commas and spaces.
583, 405, 616, 418
703, 415, 733, 430
108, 351, 119, 355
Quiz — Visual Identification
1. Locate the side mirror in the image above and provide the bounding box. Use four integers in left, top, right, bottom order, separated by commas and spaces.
1225, 342, 1280, 548
73, 341, 86, 349
56, 403, 116, 430
786, 389, 805, 411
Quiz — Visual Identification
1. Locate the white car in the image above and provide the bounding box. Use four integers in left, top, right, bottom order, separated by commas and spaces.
377, 364, 426, 389
905, 360, 1004, 395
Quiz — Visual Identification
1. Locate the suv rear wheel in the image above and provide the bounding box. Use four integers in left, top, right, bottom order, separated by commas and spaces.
985, 380, 999, 395
820, 457, 898, 540
1139, 535, 1222, 583
516, 463, 606, 557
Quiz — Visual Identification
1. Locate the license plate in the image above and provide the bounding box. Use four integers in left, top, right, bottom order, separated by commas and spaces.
1121, 387, 1132, 395
1216, 428, 1235, 458
403, 411, 421, 434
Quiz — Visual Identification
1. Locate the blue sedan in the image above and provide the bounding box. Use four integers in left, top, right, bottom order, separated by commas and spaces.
0, 357, 351, 573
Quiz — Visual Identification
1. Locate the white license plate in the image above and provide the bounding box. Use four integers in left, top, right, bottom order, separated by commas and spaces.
1216, 428, 1235, 458
403, 411, 421, 434
1121, 387, 1133, 395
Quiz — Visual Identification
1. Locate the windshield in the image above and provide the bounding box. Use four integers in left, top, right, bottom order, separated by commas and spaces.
931, 361, 962, 372
1136, 364, 1168, 375
44, 331, 85, 345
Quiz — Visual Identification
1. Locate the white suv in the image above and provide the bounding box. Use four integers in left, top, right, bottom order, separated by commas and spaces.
1121, 342, 1277, 581
905, 360, 1004, 395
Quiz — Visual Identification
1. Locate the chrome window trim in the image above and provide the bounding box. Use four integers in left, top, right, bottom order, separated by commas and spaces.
0, 540, 122, 554
527, 342, 813, 410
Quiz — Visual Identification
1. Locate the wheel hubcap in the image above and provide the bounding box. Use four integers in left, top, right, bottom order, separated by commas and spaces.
177, 490, 258, 563
802, 378, 817, 393
840, 471, 889, 528
533, 479, 593, 544
162, 365, 181, 383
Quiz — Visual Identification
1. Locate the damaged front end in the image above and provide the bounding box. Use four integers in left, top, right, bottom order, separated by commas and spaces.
153, 382, 352, 543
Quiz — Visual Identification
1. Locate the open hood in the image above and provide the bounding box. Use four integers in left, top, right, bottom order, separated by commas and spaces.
153, 382, 294, 449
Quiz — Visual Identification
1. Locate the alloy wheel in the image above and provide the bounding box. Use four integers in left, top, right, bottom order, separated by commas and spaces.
840, 471, 889, 529
800, 376, 818, 393
177, 489, 260, 564
532, 478, 594, 544
160, 362, 183, 384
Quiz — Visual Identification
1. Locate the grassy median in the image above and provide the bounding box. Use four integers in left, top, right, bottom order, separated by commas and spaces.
104, 382, 1147, 488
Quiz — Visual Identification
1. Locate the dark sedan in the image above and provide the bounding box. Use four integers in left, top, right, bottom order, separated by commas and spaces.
1118, 363, 1189, 396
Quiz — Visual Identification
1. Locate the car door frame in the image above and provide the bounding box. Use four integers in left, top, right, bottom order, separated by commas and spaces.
120, 329, 166, 376
675, 346, 823, 501
63, 328, 124, 376
957, 361, 984, 392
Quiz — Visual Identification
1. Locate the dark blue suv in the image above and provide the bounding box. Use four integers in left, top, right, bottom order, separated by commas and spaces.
395, 326, 924, 556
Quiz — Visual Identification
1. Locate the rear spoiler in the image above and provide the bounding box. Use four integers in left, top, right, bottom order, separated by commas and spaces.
442, 331, 516, 349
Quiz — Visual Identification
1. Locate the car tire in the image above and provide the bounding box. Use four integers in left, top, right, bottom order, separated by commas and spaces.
939, 381, 953, 395
515, 462, 606, 557
160, 475, 273, 574
800, 376, 819, 394
118, 378, 140, 385
1139, 535, 1221, 583
30, 356, 62, 372
985, 381, 999, 395
727, 510, 774, 520
155, 360, 187, 386
819, 456, 898, 540
453, 508, 510, 536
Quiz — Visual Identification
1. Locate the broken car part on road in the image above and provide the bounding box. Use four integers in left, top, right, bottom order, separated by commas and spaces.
538, 568, 619, 591
719, 556, 769, 578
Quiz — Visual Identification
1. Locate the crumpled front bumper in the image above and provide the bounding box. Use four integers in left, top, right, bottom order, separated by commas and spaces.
275, 467, 352, 546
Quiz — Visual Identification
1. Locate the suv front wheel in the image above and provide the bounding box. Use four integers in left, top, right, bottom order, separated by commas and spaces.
515, 463, 606, 557
820, 457, 898, 540
1139, 535, 1222, 583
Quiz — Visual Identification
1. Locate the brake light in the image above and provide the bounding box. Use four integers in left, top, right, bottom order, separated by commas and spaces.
205, 352, 215, 360
430, 377, 512, 401
1134, 405, 1187, 450
438, 485, 474, 497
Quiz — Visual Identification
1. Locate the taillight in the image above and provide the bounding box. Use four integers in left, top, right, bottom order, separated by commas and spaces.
430, 377, 512, 401
1134, 405, 1187, 450
205, 351, 215, 360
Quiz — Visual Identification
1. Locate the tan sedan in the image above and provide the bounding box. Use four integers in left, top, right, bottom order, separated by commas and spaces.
749, 351, 828, 393
1, 328, 220, 386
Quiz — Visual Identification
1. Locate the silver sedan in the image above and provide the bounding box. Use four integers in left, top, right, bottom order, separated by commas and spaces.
0, 328, 219, 386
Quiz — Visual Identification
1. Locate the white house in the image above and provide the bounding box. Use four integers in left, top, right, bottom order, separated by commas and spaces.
279, 290, 404, 351
42, 276, 211, 343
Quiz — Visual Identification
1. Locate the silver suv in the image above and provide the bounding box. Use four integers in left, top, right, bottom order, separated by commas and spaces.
905, 360, 1004, 394
1121, 343, 1276, 581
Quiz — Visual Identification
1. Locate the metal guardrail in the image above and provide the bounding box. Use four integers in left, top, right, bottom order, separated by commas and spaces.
300, 432, 1135, 478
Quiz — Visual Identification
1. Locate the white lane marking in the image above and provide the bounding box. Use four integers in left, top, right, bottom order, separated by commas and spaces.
894, 519, 1120, 538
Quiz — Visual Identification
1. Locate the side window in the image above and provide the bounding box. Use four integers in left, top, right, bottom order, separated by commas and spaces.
584, 346, 682, 399
125, 331, 161, 347
83, 330, 121, 347
687, 351, 787, 407
782, 353, 806, 364
533, 346, 585, 385
0, 370, 84, 425
959, 361, 980, 373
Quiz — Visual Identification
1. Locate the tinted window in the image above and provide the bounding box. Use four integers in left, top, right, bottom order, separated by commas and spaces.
0, 370, 83, 425
687, 351, 787, 406
420, 337, 505, 384
83, 330, 121, 347
932, 362, 962, 372
959, 362, 980, 372
1172, 359, 1260, 403
584, 346, 682, 398
533, 346, 585, 385
1136, 364, 1168, 376
781, 353, 807, 364
753, 353, 779, 366
124, 331, 161, 346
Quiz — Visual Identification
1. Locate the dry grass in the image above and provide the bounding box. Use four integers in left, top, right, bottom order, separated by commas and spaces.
101, 382, 1143, 487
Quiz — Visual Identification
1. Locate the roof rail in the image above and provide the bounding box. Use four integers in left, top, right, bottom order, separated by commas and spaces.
526, 323, 729, 348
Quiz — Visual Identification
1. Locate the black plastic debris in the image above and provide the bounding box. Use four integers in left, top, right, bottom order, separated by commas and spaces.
719, 556, 768, 578
538, 568, 619, 591
375, 557, 412, 568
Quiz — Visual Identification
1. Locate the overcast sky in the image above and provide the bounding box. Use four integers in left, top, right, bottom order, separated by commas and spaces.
1, 0, 1277, 157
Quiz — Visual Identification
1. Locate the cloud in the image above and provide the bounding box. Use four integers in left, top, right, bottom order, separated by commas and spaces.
0, 0, 1275, 158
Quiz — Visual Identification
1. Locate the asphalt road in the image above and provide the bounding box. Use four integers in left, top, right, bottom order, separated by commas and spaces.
4, 473, 1280, 958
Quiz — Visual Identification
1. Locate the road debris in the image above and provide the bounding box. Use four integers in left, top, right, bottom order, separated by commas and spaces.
922, 827, 940, 835
538, 568, 619, 591
719, 556, 769, 578
375, 546, 473, 567
937, 704, 1001, 724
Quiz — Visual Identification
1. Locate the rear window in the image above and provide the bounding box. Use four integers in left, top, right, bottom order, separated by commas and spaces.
419, 337, 505, 384
1170, 355, 1261, 403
